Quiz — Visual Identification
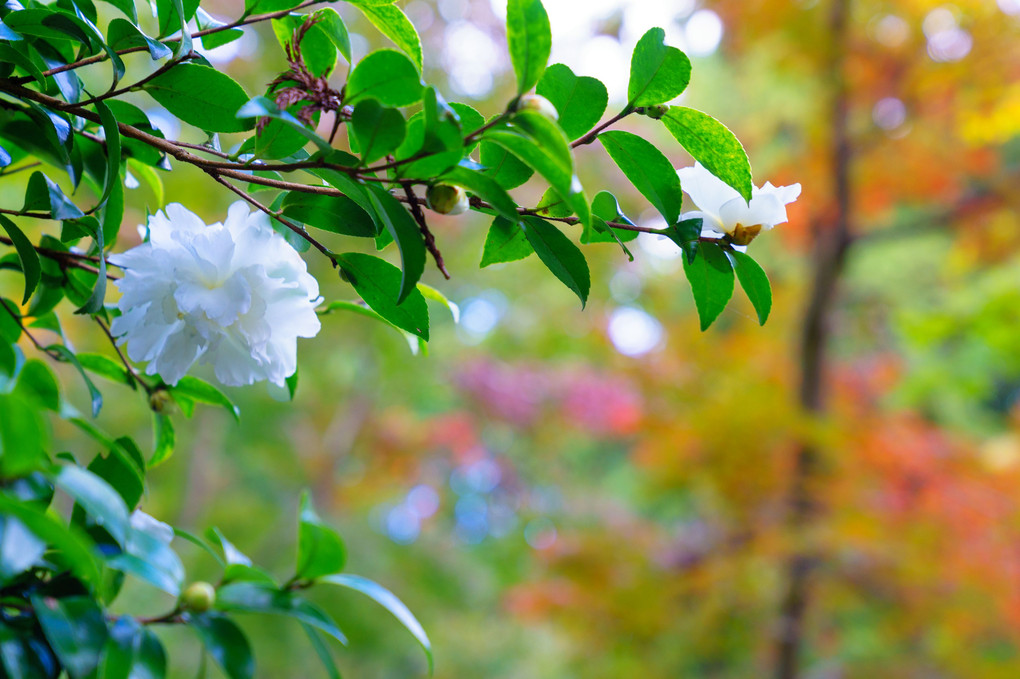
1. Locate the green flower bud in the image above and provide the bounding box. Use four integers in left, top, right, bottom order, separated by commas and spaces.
182, 581, 216, 613
426, 184, 469, 215
515, 94, 559, 121
148, 389, 175, 414
642, 104, 669, 120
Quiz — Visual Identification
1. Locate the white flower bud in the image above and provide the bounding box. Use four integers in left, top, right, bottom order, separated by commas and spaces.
515, 94, 559, 121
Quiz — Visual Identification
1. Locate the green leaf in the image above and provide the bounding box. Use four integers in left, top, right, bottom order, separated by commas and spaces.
107, 18, 171, 60
239, 97, 331, 153
144, 64, 253, 133
660, 217, 702, 263
0, 215, 40, 304
162, 0, 193, 57
72, 211, 106, 317
56, 464, 131, 546
76, 353, 133, 388
337, 253, 429, 340
520, 216, 590, 307
352, 3, 422, 71
88, 437, 145, 510
731, 250, 772, 325
0, 494, 101, 588
216, 582, 347, 644
47, 343, 102, 417
536, 63, 608, 140
311, 7, 351, 63
0, 516, 46, 581
189, 613, 254, 679
301, 623, 341, 679
441, 165, 518, 222
280, 192, 376, 238
365, 186, 425, 305
351, 99, 406, 164
296, 490, 347, 580
661, 106, 752, 204
598, 130, 684, 225
171, 376, 240, 422
322, 573, 432, 673
205, 527, 276, 585
31, 595, 108, 678
683, 242, 734, 331
627, 27, 692, 107
271, 13, 337, 78
345, 50, 422, 107
98, 0, 138, 23
14, 359, 60, 411
128, 627, 167, 679
485, 113, 590, 228
24, 171, 84, 220
98, 617, 137, 679
479, 140, 533, 190
317, 300, 419, 349
507, 0, 551, 94
151, 413, 175, 466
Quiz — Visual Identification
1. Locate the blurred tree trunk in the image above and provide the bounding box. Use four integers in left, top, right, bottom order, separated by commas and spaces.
773, 0, 852, 677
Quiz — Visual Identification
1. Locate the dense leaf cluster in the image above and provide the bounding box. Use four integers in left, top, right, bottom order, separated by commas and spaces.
0, 0, 768, 675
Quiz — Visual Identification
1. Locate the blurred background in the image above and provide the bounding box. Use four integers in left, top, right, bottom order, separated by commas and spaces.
16, 0, 1020, 676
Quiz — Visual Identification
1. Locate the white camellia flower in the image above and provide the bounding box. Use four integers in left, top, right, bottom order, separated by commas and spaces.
110, 202, 321, 387
677, 162, 802, 246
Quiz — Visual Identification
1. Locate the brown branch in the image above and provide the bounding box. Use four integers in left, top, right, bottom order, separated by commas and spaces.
401, 182, 449, 279
0, 235, 120, 280
571, 107, 635, 148
95, 316, 151, 394
205, 172, 337, 266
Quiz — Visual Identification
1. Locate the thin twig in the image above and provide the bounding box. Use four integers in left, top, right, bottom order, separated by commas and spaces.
571, 107, 635, 148
206, 172, 337, 266
0, 235, 120, 280
0, 161, 41, 177
95, 316, 151, 394
401, 182, 449, 279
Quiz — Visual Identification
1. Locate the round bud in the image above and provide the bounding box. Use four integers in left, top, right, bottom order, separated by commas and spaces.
426, 184, 469, 215
515, 94, 559, 121
182, 582, 216, 612
148, 389, 175, 414
642, 104, 669, 120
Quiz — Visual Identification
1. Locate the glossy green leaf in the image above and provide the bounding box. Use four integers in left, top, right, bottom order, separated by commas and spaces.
323, 573, 433, 673
598, 130, 684, 225
0, 516, 45, 581
507, 0, 551, 94
479, 140, 533, 189
536, 63, 608, 140
662, 106, 752, 203
72, 211, 106, 317
365, 185, 425, 304
190, 613, 254, 679
171, 376, 240, 422
162, 0, 193, 57
0, 494, 101, 588
56, 464, 131, 546
280, 192, 375, 238
216, 582, 347, 644
98, 0, 138, 22
24, 171, 84, 220
47, 343, 102, 417
107, 19, 170, 60
151, 412, 175, 466
627, 27, 691, 107
311, 8, 351, 63
239, 97, 331, 153
31, 595, 108, 678
731, 250, 772, 325
351, 99, 406, 164
87, 437, 145, 510
683, 242, 735, 331
296, 490, 347, 580
144, 64, 253, 133
346, 50, 423, 107
302, 623, 341, 679
0, 215, 39, 304
14, 359, 60, 411
520, 216, 590, 307
76, 353, 133, 388
480, 216, 532, 267
337, 253, 429, 341
353, 3, 422, 70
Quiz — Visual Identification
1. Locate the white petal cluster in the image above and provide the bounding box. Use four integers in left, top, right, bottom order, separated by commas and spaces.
678, 162, 801, 245
110, 202, 321, 387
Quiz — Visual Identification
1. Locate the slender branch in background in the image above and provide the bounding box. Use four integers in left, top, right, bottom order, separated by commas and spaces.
773, 1, 853, 678
171, 140, 235, 160
571, 107, 635, 148
401, 182, 450, 279
205, 171, 338, 266
0, 301, 62, 361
